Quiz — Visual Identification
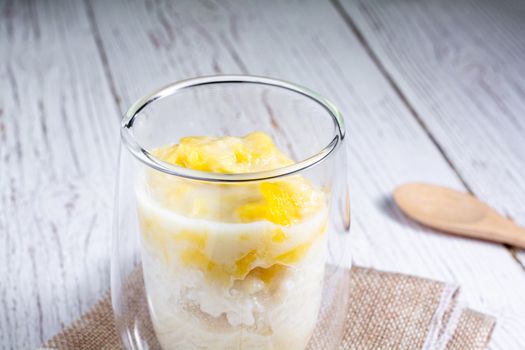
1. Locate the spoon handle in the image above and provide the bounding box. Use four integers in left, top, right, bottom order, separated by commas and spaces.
484, 219, 525, 249
422, 218, 525, 249
442, 211, 525, 249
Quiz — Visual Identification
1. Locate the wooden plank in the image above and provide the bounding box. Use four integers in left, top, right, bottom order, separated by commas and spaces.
0, 1, 120, 348
90, 0, 525, 348
341, 0, 525, 268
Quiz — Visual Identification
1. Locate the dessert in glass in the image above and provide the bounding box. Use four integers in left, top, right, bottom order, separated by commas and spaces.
112, 76, 351, 350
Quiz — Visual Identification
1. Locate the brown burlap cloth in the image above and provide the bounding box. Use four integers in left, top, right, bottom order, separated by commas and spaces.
41, 266, 495, 350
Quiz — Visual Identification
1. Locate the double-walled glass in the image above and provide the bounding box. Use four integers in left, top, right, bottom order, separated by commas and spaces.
112, 75, 351, 350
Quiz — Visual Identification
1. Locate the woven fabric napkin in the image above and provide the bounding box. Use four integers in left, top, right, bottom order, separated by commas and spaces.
41, 266, 495, 350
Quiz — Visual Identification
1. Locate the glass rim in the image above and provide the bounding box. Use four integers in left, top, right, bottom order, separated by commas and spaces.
121, 74, 345, 183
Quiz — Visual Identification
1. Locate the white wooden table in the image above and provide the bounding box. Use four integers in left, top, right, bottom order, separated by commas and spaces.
1, 0, 525, 348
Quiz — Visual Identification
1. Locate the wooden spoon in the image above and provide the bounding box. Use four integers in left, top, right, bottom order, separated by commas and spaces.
393, 183, 525, 249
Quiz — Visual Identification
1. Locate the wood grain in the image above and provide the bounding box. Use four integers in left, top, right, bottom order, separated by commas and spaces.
89, 0, 525, 348
341, 0, 525, 268
0, 0, 119, 348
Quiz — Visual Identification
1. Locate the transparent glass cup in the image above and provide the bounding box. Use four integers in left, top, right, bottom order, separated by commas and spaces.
112, 75, 351, 350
